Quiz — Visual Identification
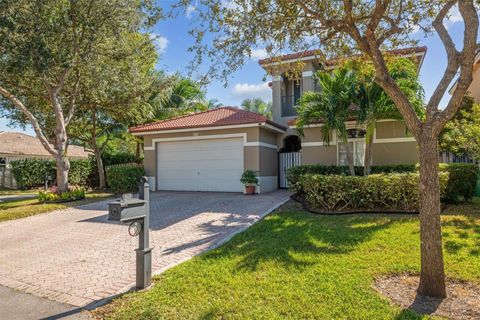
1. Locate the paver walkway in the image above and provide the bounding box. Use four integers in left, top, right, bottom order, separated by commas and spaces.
0, 190, 289, 308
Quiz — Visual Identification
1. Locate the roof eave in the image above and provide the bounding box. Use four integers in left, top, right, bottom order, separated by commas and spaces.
131, 121, 286, 136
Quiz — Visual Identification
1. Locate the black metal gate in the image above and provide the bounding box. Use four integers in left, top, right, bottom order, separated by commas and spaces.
278, 152, 302, 188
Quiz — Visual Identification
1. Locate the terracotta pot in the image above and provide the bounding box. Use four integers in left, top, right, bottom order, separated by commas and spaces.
245, 185, 256, 195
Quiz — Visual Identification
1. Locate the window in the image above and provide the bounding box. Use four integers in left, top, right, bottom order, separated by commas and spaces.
338, 141, 365, 166
281, 78, 302, 117
0, 157, 5, 167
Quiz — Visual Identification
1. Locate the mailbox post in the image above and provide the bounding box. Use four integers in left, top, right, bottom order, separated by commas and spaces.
107, 176, 152, 289
136, 177, 152, 289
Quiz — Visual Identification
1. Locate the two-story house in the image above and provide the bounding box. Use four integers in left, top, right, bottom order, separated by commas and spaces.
131, 47, 426, 193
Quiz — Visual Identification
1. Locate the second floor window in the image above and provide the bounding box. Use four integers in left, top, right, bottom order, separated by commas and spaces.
281, 78, 302, 117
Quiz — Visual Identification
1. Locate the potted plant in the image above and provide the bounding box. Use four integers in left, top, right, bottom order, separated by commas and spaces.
240, 170, 259, 195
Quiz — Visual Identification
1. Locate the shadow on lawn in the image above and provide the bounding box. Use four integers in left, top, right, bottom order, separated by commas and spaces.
202, 212, 402, 271
442, 217, 480, 257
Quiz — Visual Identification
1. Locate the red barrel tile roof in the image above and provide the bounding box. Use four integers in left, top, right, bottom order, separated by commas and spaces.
259, 46, 427, 66
129, 107, 286, 133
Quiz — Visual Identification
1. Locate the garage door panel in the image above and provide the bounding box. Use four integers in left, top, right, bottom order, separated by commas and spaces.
157, 138, 244, 192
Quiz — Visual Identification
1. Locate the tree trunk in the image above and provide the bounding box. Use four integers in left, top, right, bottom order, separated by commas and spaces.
93, 144, 106, 190
344, 140, 356, 176
55, 154, 70, 192
417, 133, 446, 298
364, 121, 375, 176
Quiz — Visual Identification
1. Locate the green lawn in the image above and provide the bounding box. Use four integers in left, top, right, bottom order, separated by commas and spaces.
0, 192, 112, 222
96, 199, 480, 320
0, 186, 39, 196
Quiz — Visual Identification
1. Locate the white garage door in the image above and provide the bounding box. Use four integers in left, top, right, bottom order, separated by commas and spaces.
157, 138, 244, 192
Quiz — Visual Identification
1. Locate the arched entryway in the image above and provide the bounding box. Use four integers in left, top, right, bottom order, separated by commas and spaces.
278, 135, 302, 188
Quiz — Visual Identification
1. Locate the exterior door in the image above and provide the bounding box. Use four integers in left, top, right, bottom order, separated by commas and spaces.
156, 138, 244, 192
278, 152, 302, 189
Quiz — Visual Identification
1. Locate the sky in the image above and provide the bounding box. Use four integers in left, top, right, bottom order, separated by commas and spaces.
0, 4, 474, 135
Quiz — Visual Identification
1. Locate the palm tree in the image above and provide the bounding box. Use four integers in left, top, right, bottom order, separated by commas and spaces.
205, 98, 223, 109
296, 68, 358, 175
151, 77, 207, 120
354, 58, 424, 175
241, 98, 272, 119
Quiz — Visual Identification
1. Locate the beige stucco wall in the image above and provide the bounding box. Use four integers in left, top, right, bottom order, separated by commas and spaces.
302, 146, 337, 165
375, 121, 412, 139
372, 142, 419, 165
276, 120, 418, 166
140, 125, 281, 192
467, 62, 480, 103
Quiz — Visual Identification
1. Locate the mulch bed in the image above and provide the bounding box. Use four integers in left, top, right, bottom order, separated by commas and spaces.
375, 274, 480, 320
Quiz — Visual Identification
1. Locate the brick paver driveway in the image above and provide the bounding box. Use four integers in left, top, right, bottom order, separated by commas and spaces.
0, 190, 289, 307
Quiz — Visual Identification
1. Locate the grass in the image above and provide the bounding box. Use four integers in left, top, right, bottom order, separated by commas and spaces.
0, 191, 112, 222
96, 199, 480, 320
0, 186, 39, 196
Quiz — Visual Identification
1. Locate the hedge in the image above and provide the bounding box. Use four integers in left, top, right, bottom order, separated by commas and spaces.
102, 152, 140, 166
287, 164, 416, 190
10, 158, 96, 189
294, 173, 449, 212
287, 163, 478, 203
10, 159, 56, 189
438, 163, 479, 203
106, 164, 145, 194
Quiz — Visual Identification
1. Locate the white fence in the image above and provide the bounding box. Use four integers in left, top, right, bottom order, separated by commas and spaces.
439, 151, 478, 164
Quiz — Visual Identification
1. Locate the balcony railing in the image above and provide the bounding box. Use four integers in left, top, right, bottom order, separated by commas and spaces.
281, 95, 298, 117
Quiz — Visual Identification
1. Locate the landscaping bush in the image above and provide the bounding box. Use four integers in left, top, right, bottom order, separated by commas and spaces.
102, 152, 140, 166
287, 164, 416, 193
69, 158, 96, 186
370, 164, 416, 174
438, 163, 479, 203
295, 173, 449, 212
106, 164, 145, 194
10, 159, 55, 189
288, 163, 478, 203
11, 158, 97, 189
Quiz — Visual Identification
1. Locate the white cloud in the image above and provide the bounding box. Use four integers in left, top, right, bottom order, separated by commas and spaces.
249, 48, 268, 60
186, 5, 196, 19
231, 83, 271, 101
149, 33, 169, 54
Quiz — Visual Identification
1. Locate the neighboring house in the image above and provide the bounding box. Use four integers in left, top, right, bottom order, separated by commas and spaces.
450, 51, 480, 102
0, 131, 90, 165
131, 47, 427, 193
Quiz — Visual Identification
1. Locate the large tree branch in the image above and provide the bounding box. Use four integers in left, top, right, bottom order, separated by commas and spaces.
425, 0, 459, 118
342, 0, 422, 138
0, 86, 58, 156
433, 0, 479, 132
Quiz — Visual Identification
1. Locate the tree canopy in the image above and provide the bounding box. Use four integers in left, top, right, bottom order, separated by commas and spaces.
0, 0, 160, 191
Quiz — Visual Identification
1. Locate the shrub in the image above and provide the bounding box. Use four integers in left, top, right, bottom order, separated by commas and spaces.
69, 158, 96, 186
297, 173, 449, 212
38, 186, 85, 202
10, 159, 56, 189
438, 163, 479, 203
10, 158, 96, 189
287, 165, 361, 191
370, 164, 416, 174
106, 164, 145, 194
102, 152, 140, 166
240, 170, 259, 185
288, 163, 478, 203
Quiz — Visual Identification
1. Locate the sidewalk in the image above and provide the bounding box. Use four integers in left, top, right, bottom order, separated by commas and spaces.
0, 285, 89, 320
